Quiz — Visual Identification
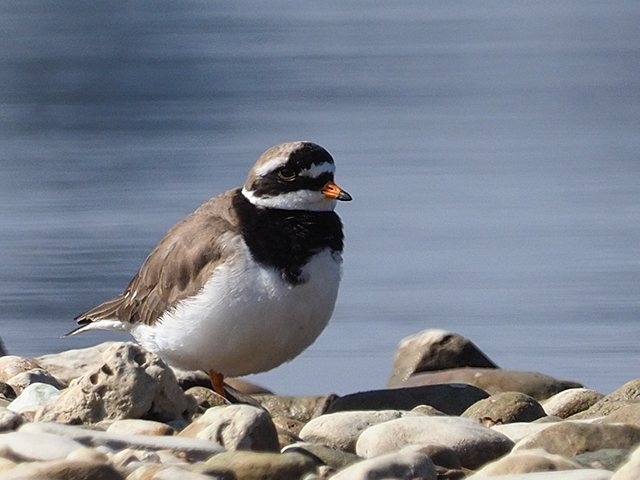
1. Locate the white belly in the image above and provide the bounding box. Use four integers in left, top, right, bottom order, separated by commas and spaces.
131, 240, 342, 377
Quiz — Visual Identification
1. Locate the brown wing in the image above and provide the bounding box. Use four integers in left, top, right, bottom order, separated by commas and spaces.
74, 189, 241, 327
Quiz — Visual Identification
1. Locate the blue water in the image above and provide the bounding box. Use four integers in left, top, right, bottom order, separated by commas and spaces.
1, 1, 639, 395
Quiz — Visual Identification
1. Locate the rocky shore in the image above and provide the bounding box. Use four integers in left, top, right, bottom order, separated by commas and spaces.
0, 329, 638, 479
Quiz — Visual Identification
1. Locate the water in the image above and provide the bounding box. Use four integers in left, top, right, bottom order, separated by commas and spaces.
1, 1, 639, 395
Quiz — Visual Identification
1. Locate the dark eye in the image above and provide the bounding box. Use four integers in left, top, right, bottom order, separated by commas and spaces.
278, 168, 296, 181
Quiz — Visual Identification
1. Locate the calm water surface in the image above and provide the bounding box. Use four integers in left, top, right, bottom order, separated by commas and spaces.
1, 1, 639, 394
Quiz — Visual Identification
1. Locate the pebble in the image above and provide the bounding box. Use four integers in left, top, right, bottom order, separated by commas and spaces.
201, 451, 318, 480
492, 420, 559, 443
6, 368, 64, 394
462, 391, 547, 424
356, 415, 514, 469
7, 382, 60, 416
542, 388, 605, 418
474, 448, 583, 475
330, 447, 437, 480
107, 419, 175, 436
299, 409, 420, 452
0, 431, 85, 461
388, 329, 498, 385
0, 408, 24, 432
0, 356, 41, 383
255, 394, 335, 423
179, 404, 279, 452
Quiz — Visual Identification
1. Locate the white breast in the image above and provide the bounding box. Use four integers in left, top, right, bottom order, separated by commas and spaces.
131, 237, 342, 377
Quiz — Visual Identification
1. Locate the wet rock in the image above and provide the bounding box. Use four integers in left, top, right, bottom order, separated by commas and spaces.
255, 394, 336, 423
21, 422, 223, 462
571, 380, 640, 420
389, 329, 498, 385
0, 431, 84, 461
36, 342, 194, 424
0, 356, 40, 383
399, 367, 582, 400
474, 448, 583, 475
326, 384, 489, 416
106, 419, 175, 436
299, 409, 420, 453
6, 368, 65, 394
542, 388, 604, 418
330, 447, 437, 480
356, 415, 514, 470
0, 459, 123, 480
7, 382, 60, 416
201, 451, 318, 480
179, 404, 279, 452
514, 421, 640, 457
462, 392, 546, 424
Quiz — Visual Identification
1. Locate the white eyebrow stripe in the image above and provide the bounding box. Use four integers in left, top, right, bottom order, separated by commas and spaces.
298, 162, 335, 178
253, 156, 289, 176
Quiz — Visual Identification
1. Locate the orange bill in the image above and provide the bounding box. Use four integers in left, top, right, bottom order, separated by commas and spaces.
322, 181, 352, 201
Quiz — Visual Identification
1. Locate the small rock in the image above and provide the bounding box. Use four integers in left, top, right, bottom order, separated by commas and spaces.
474, 448, 583, 475
179, 404, 279, 452
7, 382, 60, 415
462, 392, 546, 424
0, 459, 124, 480
255, 395, 336, 423
398, 367, 582, 400
326, 384, 489, 416
0, 431, 85, 461
283, 442, 360, 470
330, 447, 437, 480
514, 421, 640, 457
66, 447, 110, 463
272, 415, 304, 448
185, 386, 228, 411
0, 383, 15, 401
356, 415, 514, 470
36, 342, 195, 424
299, 409, 420, 453
6, 368, 65, 394
107, 419, 175, 436
201, 451, 318, 480
573, 449, 631, 471
571, 379, 640, 420
111, 448, 161, 468
389, 329, 498, 385
0, 408, 24, 432
612, 443, 640, 480
0, 356, 40, 383
20, 422, 223, 462
542, 388, 605, 418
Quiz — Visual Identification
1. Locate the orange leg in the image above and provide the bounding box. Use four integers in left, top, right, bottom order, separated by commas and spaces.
208, 369, 225, 397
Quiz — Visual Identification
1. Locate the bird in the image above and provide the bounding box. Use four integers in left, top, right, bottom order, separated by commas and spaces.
68, 141, 351, 397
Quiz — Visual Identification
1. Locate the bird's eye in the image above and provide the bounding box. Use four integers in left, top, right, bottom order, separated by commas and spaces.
278, 168, 296, 181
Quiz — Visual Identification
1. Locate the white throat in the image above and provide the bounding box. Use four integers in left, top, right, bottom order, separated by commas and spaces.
241, 187, 337, 212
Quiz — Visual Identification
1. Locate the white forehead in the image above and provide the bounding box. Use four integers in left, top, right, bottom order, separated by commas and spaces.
253, 156, 336, 178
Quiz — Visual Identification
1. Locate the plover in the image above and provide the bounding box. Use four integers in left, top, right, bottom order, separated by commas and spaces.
69, 141, 351, 396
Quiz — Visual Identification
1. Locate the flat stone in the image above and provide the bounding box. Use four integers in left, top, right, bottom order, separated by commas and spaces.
514, 421, 640, 457
612, 444, 640, 480
326, 384, 489, 416
6, 368, 64, 394
0, 356, 41, 383
388, 329, 498, 386
0, 408, 24, 432
474, 448, 583, 475
20, 422, 223, 462
107, 419, 175, 436
179, 404, 279, 452
299, 409, 420, 453
571, 379, 640, 420
399, 367, 582, 400
0, 431, 84, 461
201, 451, 318, 480
467, 469, 613, 479
330, 447, 437, 480
356, 415, 514, 470
542, 388, 605, 418
0, 459, 124, 480
254, 395, 336, 423
36, 342, 195, 424
462, 392, 546, 424
7, 382, 60, 415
